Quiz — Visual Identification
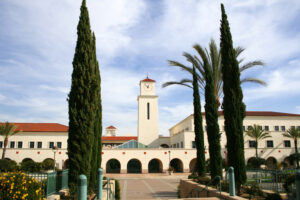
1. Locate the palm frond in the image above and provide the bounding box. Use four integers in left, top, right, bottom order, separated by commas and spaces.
241, 78, 267, 86
239, 61, 265, 72
168, 60, 193, 74
235, 46, 245, 57
162, 80, 193, 89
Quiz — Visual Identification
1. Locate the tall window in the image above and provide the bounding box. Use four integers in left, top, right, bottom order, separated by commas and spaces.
181, 142, 183, 148
29, 142, 34, 148
147, 103, 150, 120
264, 126, 269, 131
281, 126, 285, 131
18, 141, 23, 148
267, 140, 274, 148
57, 142, 62, 148
192, 141, 196, 148
284, 140, 291, 148
49, 142, 54, 149
37, 142, 42, 148
274, 126, 279, 131
249, 141, 256, 148
10, 141, 15, 148
0, 141, 3, 148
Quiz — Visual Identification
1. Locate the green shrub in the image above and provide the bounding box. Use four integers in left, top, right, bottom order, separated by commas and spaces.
115, 179, 121, 200
188, 173, 198, 180
41, 159, 54, 170
177, 184, 181, 198
196, 176, 211, 185
21, 160, 41, 172
220, 181, 229, 193
244, 182, 264, 198
0, 159, 18, 172
283, 174, 295, 193
265, 193, 282, 200
0, 171, 45, 199
247, 158, 266, 169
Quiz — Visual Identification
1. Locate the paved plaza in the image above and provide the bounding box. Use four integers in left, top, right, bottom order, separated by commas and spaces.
106, 173, 189, 199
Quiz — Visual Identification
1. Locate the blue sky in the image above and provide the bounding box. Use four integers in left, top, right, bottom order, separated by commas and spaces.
0, 0, 300, 136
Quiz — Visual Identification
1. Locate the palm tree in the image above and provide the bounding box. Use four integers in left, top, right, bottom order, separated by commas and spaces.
0, 122, 21, 159
245, 124, 271, 158
283, 127, 300, 168
162, 39, 267, 108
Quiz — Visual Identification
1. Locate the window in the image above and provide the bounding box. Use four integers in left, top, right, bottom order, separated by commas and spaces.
249, 141, 256, 148
274, 126, 279, 131
192, 141, 196, 148
37, 142, 42, 148
181, 142, 183, 148
29, 141, 34, 148
147, 102, 150, 120
248, 126, 253, 130
176, 143, 179, 148
0, 141, 3, 148
267, 140, 274, 148
243, 126, 245, 131
281, 126, 285, 131
298, 126, 300, 131
57, 142, 62, 148
185, 127, 189, 131
49, 142, 54, 149
284, 140, 291, 148
10, 141, 15, 148
264, 126, 269, 131
18, 141, 23, 148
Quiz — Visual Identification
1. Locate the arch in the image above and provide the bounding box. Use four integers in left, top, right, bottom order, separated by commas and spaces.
283, 156, 292, 167
148, 158, 163, 173
4, 157, 11, 161
22, 158, 34, 163
106, 159, 121, 173
170, 158, 183, 173
160, 144, 169, 148
189, 158, 197, 173
127, 159, 142, 173
247, 157, 256, 166
64, 159, 69, 169
266, 157, 277, 169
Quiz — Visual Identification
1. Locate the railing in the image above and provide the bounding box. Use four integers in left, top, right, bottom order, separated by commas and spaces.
187, 176, 222, 198
246, 168, 296, 192
106, 177, 115, 200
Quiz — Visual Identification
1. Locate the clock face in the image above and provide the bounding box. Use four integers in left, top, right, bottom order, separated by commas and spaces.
144, 83, 152, 90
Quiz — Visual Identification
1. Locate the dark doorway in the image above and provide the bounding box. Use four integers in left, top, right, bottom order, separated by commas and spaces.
106, 159, 121, 173
127, 159, 142, 173
148, 159, 163, 173
170, 158, 183, 172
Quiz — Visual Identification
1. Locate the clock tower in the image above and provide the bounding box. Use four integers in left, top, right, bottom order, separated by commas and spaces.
138, 77, 159, 147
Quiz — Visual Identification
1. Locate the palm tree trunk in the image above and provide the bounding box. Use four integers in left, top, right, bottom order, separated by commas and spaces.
255, 141, 258, 159
295, 139, 299, 168
1, 137, 8, 159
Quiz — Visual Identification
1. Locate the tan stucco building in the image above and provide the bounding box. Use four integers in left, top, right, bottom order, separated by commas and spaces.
1, 77, 300, 173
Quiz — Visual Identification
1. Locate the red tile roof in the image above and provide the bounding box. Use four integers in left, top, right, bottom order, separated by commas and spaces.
106, 125, 116, 129
141, 78, 155, 82
198, 111, 300, 117
102, 136, 137, 141
0, 123, 68, 132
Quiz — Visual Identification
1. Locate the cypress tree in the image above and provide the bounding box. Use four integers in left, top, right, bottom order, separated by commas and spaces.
192, 66, 206, 177
220, 4, 247, 189
203, 58, 222, 180
68, 0, 96, 193
89, 33, 102, 190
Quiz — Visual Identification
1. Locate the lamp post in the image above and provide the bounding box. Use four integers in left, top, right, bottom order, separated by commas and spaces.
52, 146, 58, 171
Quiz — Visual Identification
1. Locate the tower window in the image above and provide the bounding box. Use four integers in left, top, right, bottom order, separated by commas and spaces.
147, 103, 150, 120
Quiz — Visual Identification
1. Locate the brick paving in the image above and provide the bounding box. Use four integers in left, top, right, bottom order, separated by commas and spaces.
106, 173, 189, 200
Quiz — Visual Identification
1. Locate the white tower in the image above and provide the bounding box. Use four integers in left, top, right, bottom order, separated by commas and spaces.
138, 77, 159, 147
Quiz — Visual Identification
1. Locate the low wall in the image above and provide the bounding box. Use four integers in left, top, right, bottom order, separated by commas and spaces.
180, 179, 247, 200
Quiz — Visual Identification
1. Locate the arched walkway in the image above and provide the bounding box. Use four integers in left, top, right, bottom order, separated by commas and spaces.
22, 158, 34, 163
266, 157, 277, 169
64, 159, 69, 169
106, 159, 121, 173
160, 144, 169, 148
189, 158, 197, 173
148, 159, 163, 173
127, 159, 142, 173
170, 158, 183, 173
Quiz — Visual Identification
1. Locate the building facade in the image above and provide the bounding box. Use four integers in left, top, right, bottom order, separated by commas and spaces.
1, 77, 300, 173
